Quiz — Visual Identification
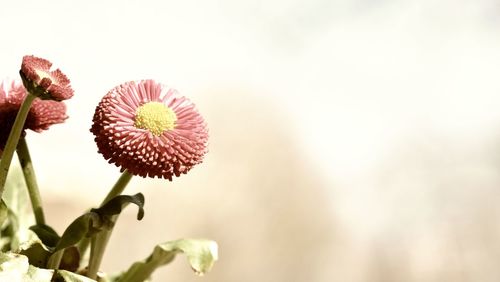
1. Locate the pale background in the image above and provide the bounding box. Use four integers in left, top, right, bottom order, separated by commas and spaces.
1, 0, 500, 281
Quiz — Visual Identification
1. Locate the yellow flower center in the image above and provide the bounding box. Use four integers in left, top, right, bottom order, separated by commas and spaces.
134, 102, 177, 136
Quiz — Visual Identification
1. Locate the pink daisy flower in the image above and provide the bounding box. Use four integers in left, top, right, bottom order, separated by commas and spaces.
0, 79, 67, 153
20, 55, 74, 101
90, 80, 208, 180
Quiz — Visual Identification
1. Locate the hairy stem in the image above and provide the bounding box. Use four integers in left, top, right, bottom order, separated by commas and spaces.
86, 170, 133, 279
17, 137, 45, 225
0, 93, 36, 198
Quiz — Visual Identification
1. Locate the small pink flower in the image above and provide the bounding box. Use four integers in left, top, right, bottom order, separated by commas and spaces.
0, 79, 68, 152
90, 80, 209, 180
20, 55, 74, 101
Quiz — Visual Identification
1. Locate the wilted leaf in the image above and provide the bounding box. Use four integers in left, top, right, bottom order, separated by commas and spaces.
0, 252, 29, 278
18, 230, 52, 268
26, 264, 54, 281
0, 252, 97, 281
118, 239, 218, 282
53, 269, 97, 282
0, 252, 53, 281
60, 247, 80, 272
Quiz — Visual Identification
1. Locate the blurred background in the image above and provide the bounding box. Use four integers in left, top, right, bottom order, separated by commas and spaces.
1, 0, 500, 281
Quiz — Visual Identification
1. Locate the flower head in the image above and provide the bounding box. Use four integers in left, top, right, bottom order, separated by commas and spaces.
90, 80, 208, 180
20, 55, 74, 101
0, 79, 68, 152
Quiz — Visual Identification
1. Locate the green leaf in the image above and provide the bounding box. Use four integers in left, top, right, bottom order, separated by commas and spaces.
54, 193, 145, 254
97, 272, 147, 282
118, 239, 218, 282
1, 165, 33, 251
3, 165, 33, 229
92, 193, 145, 221
0, 207, 20, 252
54, 212, 102, 253
0, 200, 8, 227
29, 224, 60, 248
0, 200, 10, 251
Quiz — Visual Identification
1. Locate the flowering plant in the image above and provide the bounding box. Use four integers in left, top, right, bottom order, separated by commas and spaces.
0, 56, 218, 281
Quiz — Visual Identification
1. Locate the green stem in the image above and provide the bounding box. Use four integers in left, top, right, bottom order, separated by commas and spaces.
87, 235, 100, 279
86, 170, 133, 279
16, 137, 45, 225
76, 237, 90, 263
46, 250, 64, 269
0, 93, 36, 198
78, 170, 134, 258
101, 171, 133, 205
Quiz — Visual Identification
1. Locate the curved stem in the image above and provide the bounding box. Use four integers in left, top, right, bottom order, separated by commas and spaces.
86, 170, 133, 279
16, 137, 45, 225
0, 93, 36, 198
101, 170, 133, 205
